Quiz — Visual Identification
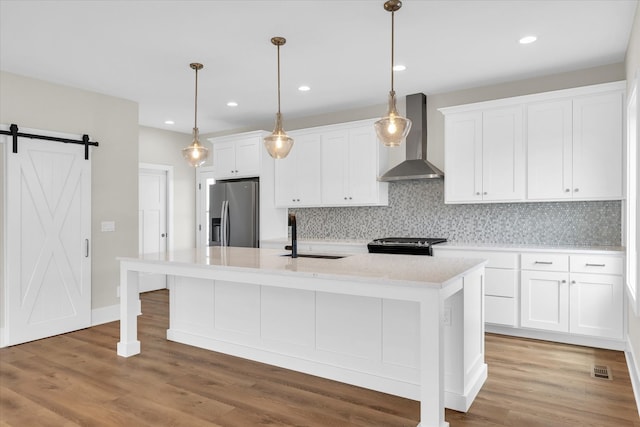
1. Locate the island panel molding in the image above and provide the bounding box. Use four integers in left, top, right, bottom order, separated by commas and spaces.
117, 247, 488, 427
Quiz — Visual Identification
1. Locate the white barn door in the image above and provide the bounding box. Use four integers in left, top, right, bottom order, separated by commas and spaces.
5, 133, 91, 346
138, 166, 168, 292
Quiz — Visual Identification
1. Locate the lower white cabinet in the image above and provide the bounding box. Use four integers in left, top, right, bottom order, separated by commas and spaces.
520, 253, 623, 340
521, 270, 569, 332
433, 246, 625, 347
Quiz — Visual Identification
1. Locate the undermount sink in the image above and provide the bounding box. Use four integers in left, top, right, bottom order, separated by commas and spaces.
281, 253, 347, 260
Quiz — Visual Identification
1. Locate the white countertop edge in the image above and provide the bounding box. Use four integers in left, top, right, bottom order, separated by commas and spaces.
434, 242, 625, 254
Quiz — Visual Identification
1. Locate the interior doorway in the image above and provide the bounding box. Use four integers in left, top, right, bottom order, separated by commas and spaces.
138, 163, 173, 292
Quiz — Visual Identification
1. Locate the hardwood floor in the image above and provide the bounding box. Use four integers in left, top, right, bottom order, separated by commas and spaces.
1, 289, 638, 426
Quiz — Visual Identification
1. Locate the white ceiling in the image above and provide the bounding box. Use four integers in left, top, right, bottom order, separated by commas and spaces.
1, 0, 637, 135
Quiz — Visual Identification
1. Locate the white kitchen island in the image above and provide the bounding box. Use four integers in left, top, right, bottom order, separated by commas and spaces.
117, 247, 487, 427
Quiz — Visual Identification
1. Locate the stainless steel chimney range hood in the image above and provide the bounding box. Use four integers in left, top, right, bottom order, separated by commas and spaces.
378, 93, 444, 181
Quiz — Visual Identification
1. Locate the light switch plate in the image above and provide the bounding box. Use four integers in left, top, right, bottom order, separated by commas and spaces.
101, 221, 116, 232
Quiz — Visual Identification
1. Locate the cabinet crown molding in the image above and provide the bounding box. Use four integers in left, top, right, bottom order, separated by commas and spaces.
438, 81, 626, 115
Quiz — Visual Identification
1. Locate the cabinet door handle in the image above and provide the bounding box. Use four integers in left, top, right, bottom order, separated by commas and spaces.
561, 280, 566, 283
85, 239, 89, 258
574, 188, 579, 192
483, 192, 487, 195
476, 192, 480, 196
534, 261, 553, 265
565, 189, 571, 193
571, 280, 577, 284
585, 263, 605, 267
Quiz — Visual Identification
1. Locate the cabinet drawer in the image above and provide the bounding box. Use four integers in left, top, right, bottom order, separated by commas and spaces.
433, 249, 518, 269
521, 253, 568, 271
485, 296, 517, 326
485, 268, 518, 297
570, 255, 623, 275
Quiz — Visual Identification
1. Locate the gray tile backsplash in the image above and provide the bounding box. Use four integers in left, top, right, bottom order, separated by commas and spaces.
290, 180, 621, 246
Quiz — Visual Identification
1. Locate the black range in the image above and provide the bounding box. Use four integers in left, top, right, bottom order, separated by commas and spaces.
367, 237, 447, 256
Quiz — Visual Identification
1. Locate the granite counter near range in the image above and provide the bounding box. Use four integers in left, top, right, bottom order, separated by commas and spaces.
116, 247, 487, 427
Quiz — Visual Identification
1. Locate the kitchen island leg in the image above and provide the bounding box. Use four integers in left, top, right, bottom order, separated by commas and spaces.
117, 266, 140, 357
418, 288, 449, 427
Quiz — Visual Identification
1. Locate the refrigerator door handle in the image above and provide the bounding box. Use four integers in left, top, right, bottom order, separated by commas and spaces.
224, 200, 231, 246
220, 201, 227, 247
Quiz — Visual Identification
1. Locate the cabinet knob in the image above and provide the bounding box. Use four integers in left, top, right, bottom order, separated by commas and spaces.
574, 188, 579, 192
476, 192, 480, 196
344, 197, 348, 200
296, 199, 300, 202
348, 197, 352, 200
571, 280, 576, 284
565, 189, 570, 193
292, 198, 296, 202
561, 280, 566, 283
483, 192, 487, 195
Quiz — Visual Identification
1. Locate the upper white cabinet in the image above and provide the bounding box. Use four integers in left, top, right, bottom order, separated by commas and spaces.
209, 132, 263, 180
444, 107, 524, 203
274, 119, 389, 208
321, 123, 385, 206
274, 132, 322, 207
527, 91, 623, 200
440, 81, 625, 204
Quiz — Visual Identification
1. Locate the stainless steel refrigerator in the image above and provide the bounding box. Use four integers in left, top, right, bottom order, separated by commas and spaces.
209, 178, 259, 247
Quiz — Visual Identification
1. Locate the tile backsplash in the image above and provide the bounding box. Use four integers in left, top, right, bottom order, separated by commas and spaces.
290, 180, 622, 246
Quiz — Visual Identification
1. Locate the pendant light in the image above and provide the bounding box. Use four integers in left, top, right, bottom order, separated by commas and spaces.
182, 62, 209, 167
374, 0, 412, 147
264, 37, 294, 159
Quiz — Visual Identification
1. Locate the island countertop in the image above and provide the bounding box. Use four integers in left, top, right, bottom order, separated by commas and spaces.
118, 246, 486, 289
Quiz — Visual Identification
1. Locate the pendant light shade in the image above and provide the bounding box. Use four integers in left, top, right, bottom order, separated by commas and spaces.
375, 0, 411, 147
264, 37, 294, 159
182, 62, 209, 167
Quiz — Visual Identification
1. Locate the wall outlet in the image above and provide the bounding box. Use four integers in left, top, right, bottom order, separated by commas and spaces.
101, 221, 116, 232
443, 307, 452, 326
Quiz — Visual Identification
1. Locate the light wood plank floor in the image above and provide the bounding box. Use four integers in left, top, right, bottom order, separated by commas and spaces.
1, 290, 638, 426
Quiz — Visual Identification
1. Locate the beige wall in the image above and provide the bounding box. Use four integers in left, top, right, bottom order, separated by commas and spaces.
626, 3, 640, 378
139, 126, 196, 250
0, 71, 139, 313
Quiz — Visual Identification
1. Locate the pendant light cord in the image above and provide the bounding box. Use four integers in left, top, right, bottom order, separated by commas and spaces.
194, 66, 199, 129
390, 10, 395, 92
277, 44, 282, 115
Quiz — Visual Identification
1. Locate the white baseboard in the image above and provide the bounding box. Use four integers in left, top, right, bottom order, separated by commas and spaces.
486, 324, 626, 351
625, 336, 640, 417
91, 304, 120, 326
0, 327, 5, 348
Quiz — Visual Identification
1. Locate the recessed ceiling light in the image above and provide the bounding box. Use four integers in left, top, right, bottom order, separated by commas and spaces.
519, 35, 537, 44
392, 64, 406, 71
164, 120, 175, 125
227, 101, 238, 107
298, 85, 311, 92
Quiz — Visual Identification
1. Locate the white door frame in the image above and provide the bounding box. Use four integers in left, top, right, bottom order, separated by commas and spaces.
139, 163, 174, 254
196, 166, 215, 249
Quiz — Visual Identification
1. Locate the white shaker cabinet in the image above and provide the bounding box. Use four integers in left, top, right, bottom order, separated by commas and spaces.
274, 132, 322, 207
441, 81, 624, 204
321, 123, 386, 206
443, 106, 524, 203
571, 92, 623, 199
527, 91, 623, 200
520, 253, 623, 340
210, 132, 263, 180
